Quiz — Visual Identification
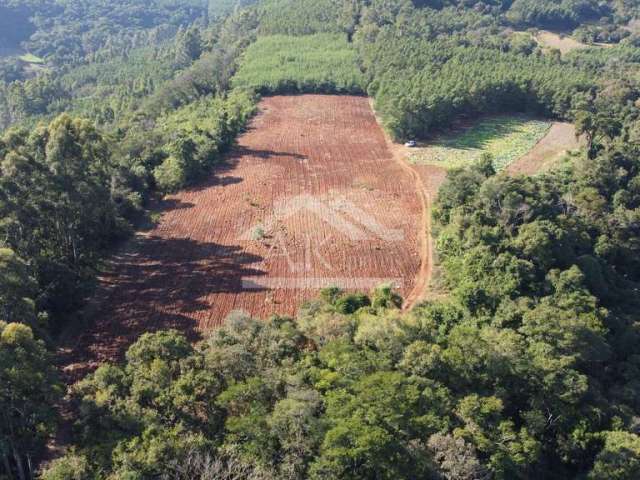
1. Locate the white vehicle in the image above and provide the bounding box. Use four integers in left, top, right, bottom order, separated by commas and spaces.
404, 140, 417, 147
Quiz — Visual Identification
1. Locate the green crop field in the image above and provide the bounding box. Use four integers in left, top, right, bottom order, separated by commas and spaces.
231, 33, 366, 94
408, 115, 552, 171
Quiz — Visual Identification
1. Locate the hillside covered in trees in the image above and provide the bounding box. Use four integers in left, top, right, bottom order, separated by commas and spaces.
2, 0, 640, 479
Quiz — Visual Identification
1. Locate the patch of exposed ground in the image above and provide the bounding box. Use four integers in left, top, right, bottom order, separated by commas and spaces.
507, 122, 581, 175
59, 95, 423, 381
535, 30, 588, 54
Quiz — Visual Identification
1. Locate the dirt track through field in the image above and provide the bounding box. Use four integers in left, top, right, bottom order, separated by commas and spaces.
371, 101, 446, 309
380, 119, 580, 306
507, 122, 580, 175
59, 95, 424, 379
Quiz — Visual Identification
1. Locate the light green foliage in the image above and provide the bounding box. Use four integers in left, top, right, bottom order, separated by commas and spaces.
232, 34, 366, 94
153, 154, 188, 193
40, 453, 90, 480
371, 283, 403, 309
69, 329, 223, 478
153, 90, 256, 192
409, 116, 552, 171
308, 363, 451, 478
589, 431, 640, 480
250, 225, 265, 240
18, 53, 44, 64
354, 311, 408, 361
0, 322, 62, 480
1, 321, 34, 344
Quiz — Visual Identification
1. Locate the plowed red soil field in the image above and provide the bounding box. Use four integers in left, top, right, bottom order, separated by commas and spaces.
60, 95, 423, 378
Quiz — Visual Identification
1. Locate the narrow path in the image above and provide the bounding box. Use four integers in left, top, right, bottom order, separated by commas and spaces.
393, 151, 432, 310
507, 122, 580, 175
364, 107, 581, 308
369, 99, 433, 309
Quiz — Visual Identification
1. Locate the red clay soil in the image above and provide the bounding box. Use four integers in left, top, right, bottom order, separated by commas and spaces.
378, 127, 447, 308
59, 95, 423, 380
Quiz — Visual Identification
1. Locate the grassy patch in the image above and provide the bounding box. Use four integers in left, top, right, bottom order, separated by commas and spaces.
232, 34, 365, 94
19, 53, 45, 64
535, 31, 588, 55
408, 115, 552, 171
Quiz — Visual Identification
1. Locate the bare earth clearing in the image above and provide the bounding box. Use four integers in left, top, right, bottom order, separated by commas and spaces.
59, 95, 578, 380
535, 30, 588, 54
533, 30, 614, 55
507, 122, 581, 175
60, 95, 423, 378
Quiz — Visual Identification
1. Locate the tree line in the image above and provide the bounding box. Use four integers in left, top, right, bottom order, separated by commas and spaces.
2, 0, 640, 477
38, 121, 640, 476
0, 6, 262, 477
36, 65, 640, 479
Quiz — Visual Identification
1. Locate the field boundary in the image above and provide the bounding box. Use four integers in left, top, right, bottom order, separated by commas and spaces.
397, 159, 432, 309
407, 115, 552, 171
58, 94, 423, 381
368, 110, 581, 307
369, 99, 432, 309
507, 122, 581, 175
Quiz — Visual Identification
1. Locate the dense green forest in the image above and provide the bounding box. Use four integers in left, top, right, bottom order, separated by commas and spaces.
0, 0, 207, 61
232, 34, 366, 94
1, 0, 640, 479
36, 107, 640, 480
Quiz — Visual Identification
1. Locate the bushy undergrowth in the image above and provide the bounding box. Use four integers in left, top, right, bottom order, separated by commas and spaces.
153, 89, 257, 193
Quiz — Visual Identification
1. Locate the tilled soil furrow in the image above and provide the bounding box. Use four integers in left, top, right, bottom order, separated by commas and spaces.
60, 95, 423, 381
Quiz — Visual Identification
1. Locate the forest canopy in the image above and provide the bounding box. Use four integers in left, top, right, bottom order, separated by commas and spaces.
1, 0, 640, 479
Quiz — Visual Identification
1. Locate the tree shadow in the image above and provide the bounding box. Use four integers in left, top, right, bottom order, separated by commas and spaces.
185, 174, 244, 193
180, 156, 245, 193
158, 198, 196, 210
429, 115, 533, 151
59, 137, 311, 382
136, 198, 196, 232
61, 236, 265, 382
228, 146, 307, 161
